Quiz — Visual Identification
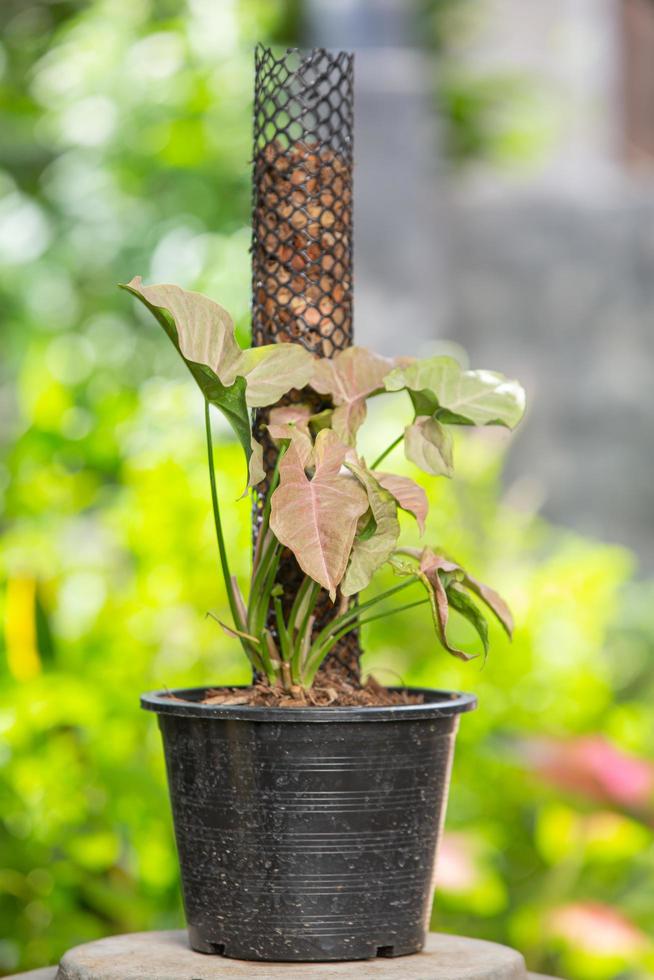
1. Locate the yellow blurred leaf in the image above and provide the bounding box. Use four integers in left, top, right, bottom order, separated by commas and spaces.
4, 577, 41, 682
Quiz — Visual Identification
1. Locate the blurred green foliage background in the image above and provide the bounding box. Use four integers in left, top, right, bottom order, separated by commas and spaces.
1, 2, 654, 978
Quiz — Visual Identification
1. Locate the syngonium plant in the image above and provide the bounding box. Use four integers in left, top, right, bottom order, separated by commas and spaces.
122, 277, 526, 692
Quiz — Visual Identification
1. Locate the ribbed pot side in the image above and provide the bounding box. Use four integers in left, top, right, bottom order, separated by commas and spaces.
142, 687, 476, 962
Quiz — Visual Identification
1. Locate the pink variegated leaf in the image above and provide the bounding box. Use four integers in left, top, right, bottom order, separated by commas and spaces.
121, 278, 314, 473
385, 355, 526, 429
270, 430, 368, 600
464, 574, 514, 637
234, 344, 314, 407
268, 404, 312, 433
341, 460, 400, 596
247, 437, 266, 488
419, 549, 477, 662
123, 278, 242, 381
376, 472, 428, 534
311, 346, 397, 444
267, 404, 314, 466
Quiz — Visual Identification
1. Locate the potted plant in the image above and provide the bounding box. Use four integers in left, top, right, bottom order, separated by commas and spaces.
122, 275, 525, 962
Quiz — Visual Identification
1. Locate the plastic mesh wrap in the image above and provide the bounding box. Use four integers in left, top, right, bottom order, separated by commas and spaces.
251, 45, 354, 356
251, 46, 360, 679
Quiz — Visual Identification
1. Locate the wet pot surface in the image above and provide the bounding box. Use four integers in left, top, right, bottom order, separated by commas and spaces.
142, 687, 476, 962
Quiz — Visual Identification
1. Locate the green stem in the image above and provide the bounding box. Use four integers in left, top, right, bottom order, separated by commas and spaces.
205, 400, 241, 629
309, 578, 418, 655
303, 578, 419, 682
288, 576, 315, 639
252, 544, 282, 636
249, 449, 286, 635
250, 529, 278, 603
261, 446, 285, 533
356, 597, 429, 628
302, 596, 429, 686
370, 433, 404, 470
296, 580, 320, 644
274, 596, 291, 664
290, 579, 320, 679
259, 631, 280, 685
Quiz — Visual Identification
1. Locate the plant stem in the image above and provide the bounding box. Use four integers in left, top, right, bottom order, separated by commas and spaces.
289, 579, 320, 679
302, 577, 419, 682
261, 446, 285, 532
204, 400, 241, 629
309, 577, 418, 655
251, 542, 282, 636
301, 596, 429, 687
356, 597, 429, 628
370, 433, 404, 470
274, 596, 291, 663
288, 576, 316, 639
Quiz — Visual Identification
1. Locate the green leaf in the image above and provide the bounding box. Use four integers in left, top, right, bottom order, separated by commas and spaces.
385, 355, 525, 429
419, 549, 478, 662
415, 548, 512, 658
341, 460, 401, 596
357, 510, 378, 542
269, 429, 368, 601
309, 407, 334, 433
463, 573, 514, 637
404, 416, 454, 477
446, 582, 489, 657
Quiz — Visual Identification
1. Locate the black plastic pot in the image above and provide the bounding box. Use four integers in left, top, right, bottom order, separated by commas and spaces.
141, 685, 476, 962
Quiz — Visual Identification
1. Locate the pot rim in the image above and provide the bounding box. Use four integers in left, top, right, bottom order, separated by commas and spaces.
141, 685, 477, 723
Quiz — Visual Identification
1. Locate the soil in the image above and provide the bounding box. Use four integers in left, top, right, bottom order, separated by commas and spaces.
184, 671, 425, 709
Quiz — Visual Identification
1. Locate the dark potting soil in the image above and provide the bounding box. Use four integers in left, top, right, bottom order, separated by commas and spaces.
170, 671, 425, 708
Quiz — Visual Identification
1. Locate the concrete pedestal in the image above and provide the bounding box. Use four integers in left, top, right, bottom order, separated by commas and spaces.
7, 931, 560, 980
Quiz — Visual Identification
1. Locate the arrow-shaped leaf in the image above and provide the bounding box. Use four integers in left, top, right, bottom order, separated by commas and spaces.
270, 429, 368, 600
121, 277, 252, 459
234, 343, 314, 407
385, 355, 525, 429
121, 278, 316, 469
311, 346, 397, 444
267, 405, 314, 466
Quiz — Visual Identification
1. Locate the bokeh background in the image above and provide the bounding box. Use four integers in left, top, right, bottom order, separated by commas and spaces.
2, 1, 654, 977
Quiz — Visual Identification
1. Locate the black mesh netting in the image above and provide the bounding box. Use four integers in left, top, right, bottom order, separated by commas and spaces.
250, 45, 360, 680
251, 44, 354, 356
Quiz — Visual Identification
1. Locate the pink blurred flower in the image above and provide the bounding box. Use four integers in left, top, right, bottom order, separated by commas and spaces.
521, 735, 654, 811
548, 902, 649, 956
435, 832, 480, 893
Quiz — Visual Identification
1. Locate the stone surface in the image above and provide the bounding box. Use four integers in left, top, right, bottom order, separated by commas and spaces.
6, 970, 59, 980
6, 936, 561, 980
49, 930, 542, 980
7, 969, 560, 980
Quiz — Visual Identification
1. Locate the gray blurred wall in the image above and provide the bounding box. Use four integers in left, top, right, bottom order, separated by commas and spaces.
305, 0, 654, 569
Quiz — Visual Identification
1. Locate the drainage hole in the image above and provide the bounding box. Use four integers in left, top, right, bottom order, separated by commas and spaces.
376, 945, 395, 958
